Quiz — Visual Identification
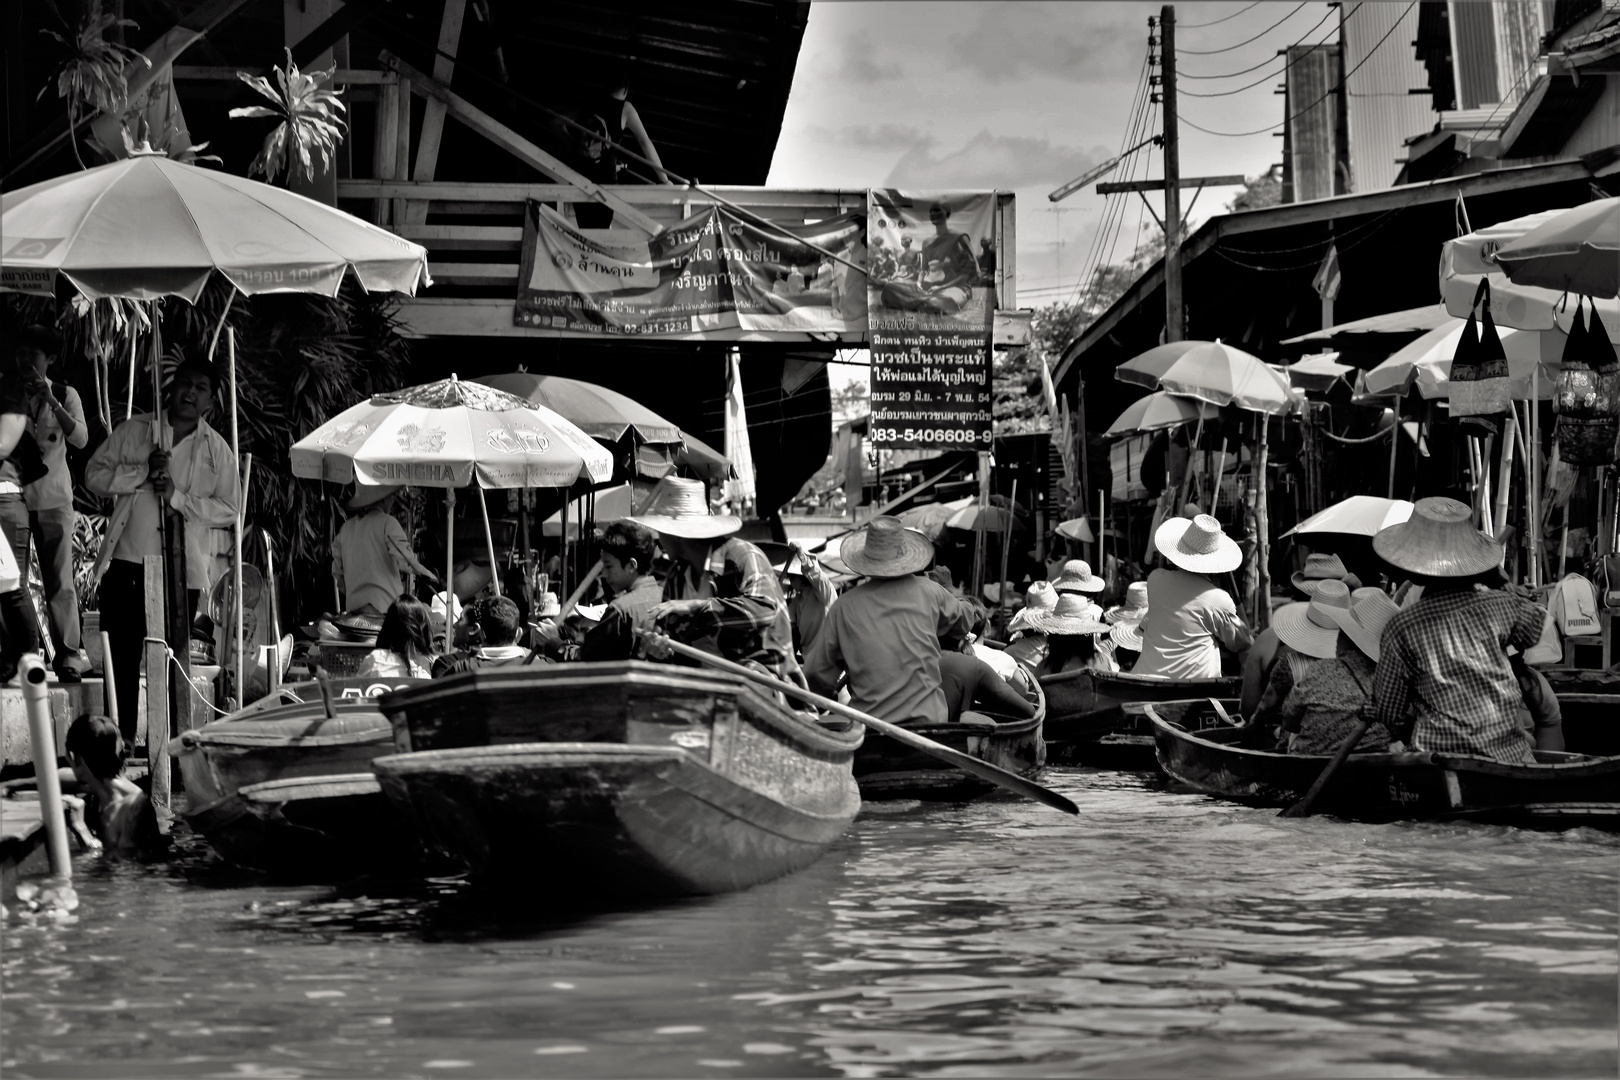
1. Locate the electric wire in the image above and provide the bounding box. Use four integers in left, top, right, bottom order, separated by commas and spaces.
1177, 5, 1339, 97
1178, 1, 1262, 29
1177, 2, 1307, 55
1068, 81, 1152, 310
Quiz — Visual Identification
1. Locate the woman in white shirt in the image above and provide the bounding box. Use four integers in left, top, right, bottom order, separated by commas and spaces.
357, 596, 436, 679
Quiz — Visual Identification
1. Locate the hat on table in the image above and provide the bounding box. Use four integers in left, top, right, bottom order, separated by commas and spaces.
1052, 559, 1105, 594
1105, 581, 1149, 625
1008, 581, 1057, 633
347, 484, 400, 511
1325, 586, 1401, 662
532, 591, 561, 618
1270, 579, 1352, 660
840, 516, 934, 579
628, 476, 742, 540
1372, 496, 1504, 579
1023, 591, 1108, 636
1291, 553, 1361, 596
1155, 514, 1242, 575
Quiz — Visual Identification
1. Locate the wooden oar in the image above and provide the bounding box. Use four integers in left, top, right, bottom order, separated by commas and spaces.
642, 632, 1078, 815
1278, 718, 1367, 819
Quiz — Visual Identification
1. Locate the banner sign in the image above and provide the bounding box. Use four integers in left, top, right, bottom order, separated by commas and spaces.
515, 202, 868, 335
866, 190, 996, 450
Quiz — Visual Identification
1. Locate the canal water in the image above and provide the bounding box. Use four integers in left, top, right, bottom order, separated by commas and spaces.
3, 769, 1616, 1078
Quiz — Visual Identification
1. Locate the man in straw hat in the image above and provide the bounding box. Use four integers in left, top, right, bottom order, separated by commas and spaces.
1369, 496, 1552, 764
804, 516, 971, 725
332, 485, 439, 616
1133, 514, 1254, 680
631, 476, 798, 681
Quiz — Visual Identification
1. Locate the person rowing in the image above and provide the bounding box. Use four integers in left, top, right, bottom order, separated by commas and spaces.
1132, 514, 1254, 680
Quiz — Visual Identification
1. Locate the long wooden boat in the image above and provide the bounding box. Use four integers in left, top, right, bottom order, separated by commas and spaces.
1076, 697, 1241, 771
853, 666, 1045, 800
1149, 702, 1620, 830
1540, 668, 1620, 757
369, 661, 863, 898
1040, 668, 1240, 763
172, 677, 428, 875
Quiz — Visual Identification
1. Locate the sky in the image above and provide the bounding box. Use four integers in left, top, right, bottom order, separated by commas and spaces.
768, 0, 1342, 323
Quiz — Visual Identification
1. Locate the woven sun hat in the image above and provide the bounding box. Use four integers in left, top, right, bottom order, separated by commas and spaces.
1291, 553, 1355, 597
1052, 559, 1105, 594
573, 602, 607, 623
628, 476, 742, 539
1008, 581, 1058, 633
1372, 496, 1504, 579
346, 483, 400, 511
840, 515, 934, 579
1110, 618, 1144, 652
532, 591, 562, 618
1054, 517, 1094, 543
1026, 591, 1108, 636
1155, 513, 1242, 575
1105, 581, 1150, 624
1325, 586, 1402, 662
1270, 579, 1352, 660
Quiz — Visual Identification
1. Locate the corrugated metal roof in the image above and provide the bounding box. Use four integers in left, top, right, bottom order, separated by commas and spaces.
1344, 1, 1439, 192
1286, 43, 1344, 202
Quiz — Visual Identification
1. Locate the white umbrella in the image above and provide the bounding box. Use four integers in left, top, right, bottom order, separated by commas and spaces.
1493, 196, 1620, 299
1117, 339, 1293, 414
1283, 495, 1414, 538
1363, 320, 1558, 400
1104, 391, 1218, 437
1441, 209, 1620, 344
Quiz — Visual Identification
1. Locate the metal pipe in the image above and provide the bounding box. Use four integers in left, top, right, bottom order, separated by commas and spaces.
21, 655, 71, 880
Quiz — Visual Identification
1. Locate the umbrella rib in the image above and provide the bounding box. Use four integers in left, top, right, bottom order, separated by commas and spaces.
152, 161, 215, 277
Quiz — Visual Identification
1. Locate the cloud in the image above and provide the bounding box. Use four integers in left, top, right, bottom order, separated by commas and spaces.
883, 129, 1112, 191
945, 3, 1144, 84
832, 37, 904, 83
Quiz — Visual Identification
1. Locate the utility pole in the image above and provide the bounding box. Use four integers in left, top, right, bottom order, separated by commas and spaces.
1161, 4, 1183, 342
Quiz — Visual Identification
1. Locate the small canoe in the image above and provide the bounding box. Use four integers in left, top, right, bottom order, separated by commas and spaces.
1041, 668, 1240, 762
1075, 697, 1242, 771
1149, 703, 1620, 830
172, 677, 429, 875
371, 661, 863, 898
1540, 669, 1620, 756
853, 666, 1045, 800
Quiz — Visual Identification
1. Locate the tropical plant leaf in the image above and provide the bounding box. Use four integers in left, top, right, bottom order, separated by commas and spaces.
39, 2, 151, 168
231, 49, 348, 185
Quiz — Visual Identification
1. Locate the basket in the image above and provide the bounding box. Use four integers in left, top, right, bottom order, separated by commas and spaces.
312, 641, 374, 677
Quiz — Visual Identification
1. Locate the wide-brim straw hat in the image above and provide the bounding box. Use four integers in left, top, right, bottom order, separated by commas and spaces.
1052, 559, 1105, 594
1326, 586, 1401, 662
1008, 580, 1057, 632
1105, 581, 1149, 624
1156, 513, 1242, 574
574, 603, 607, 623
1271, 579, 1352, 659
628, 476, 742, 539
1110, 619, 1143, 652
1024, 591, 1108, 636
1291, 553, 1352, 596
1372, 496, 1503, 579
347, 483, 400, 510
841, 515, 934, 578
1054, 517, 1094, 543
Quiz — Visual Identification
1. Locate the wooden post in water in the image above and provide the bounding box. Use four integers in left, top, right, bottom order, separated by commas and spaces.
1253, 414, 1271, 631
143, 555, 171, 831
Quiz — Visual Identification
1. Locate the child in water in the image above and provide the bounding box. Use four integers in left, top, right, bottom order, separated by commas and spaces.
65, 714, 164, 857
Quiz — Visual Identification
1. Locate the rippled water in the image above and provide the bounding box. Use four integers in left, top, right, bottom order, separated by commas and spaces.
4, 769, 1616, 1078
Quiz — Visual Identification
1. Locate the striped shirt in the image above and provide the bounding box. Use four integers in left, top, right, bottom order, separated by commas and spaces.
663, 537, 796, 681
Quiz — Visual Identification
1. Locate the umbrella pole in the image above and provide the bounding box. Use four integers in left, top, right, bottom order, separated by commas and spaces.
1494, 412, 1515, 541
328, 492, 341, 612
560, 494, 569, 599
478, 485, 501, 598
998, 480, 1018, 615
1254, 414, 1271, 631
1097, 486, 1107, 583
228, 329, 245, 710
520, 489, 533, 611
1177, 412, 1206, 516
445, 487, 456, 624
1387, 396, 1400, 499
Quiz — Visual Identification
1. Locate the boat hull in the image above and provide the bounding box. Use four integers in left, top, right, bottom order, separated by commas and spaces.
373, 662, 863, 897
1150, 704, 1620, 830
1041, 669, 1239, 763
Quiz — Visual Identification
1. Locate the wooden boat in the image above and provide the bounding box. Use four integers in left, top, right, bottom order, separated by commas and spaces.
1540, 668, 1620, 757
1040, 668, 1240, 763
1149, 701, 1620, 830
853, 666, 1045, 800
369, 661, 863, 898
172, 677, 429, 875
1074, 697, 1241, 771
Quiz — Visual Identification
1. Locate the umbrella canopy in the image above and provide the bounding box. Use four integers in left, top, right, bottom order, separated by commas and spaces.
897, 496, 976, 540
1281, 304, 1455, 348
1283, 495, 1414, 538
1363, 320, 1556, 400
1441, 209, 1620, 343
289, 377, 614, 490
946, 503, 1013, 533
1285, 352, 1354, 394
471, 372, 683, 444
1118, 339, 1293, 414
0, 154, 430, 301
1493, 196, 1620, 300
542, 483, 635, 537
634, 432, 734, 485
1111, 340, 1206, 390
1104, 391, 1218, 438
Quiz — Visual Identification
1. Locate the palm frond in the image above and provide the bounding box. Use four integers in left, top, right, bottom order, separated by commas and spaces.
230, 49, 348, 185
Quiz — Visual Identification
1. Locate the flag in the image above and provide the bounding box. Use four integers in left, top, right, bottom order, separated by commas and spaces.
1311, 243, 1341, 302
723, 350, 756, 507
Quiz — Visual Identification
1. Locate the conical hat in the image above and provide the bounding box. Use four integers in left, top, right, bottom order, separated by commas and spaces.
1372, 496, 1502, 578
840, 516, 934, 578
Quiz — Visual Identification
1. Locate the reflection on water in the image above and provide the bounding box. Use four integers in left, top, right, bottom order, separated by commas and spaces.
3, 770, 1615, 1078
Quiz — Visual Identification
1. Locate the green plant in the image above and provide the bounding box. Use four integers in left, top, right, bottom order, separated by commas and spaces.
230, 49, 348, 185
72, 512, 107, 604
39, 2, 150, 169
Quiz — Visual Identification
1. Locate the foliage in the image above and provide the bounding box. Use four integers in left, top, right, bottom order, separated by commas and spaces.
230, 50, 348, 185
39, 2, 150, 168
1226, 166, 1284, 214
829, 380, 869, 421
72, 513, 107, 602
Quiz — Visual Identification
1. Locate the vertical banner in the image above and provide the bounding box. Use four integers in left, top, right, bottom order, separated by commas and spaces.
867, 190, 996, 450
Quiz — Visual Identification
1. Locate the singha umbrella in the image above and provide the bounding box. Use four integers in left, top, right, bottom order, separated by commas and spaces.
1493, 197, 1620, 300
1104, 391, 1218, 438
1283, 495, 1414, 538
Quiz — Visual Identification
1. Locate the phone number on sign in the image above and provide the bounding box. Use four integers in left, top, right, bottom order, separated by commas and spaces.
871, 428, 992, 445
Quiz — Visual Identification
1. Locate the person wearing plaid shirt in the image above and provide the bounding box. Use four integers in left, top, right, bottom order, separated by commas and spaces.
1369, 497, 1545, 765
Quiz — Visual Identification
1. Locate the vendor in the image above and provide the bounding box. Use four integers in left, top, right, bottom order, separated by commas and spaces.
1133, 514, 1253, 680
332, 485, 437, 615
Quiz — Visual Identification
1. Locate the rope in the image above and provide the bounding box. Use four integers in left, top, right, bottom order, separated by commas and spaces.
144, 636, 232, 717
1317, 424, 1394, 446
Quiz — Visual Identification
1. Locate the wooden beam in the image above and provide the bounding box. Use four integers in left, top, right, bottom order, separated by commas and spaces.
372, 74, 400, 225
173, 65, 390, 83
336, 179, 871, 210
391, 224, 522, 249
1095, 175, 1246, 194
378, 51, 666, 235
429, 263, 519, 284
143, 557, 170, 833
404, 0, 469, 226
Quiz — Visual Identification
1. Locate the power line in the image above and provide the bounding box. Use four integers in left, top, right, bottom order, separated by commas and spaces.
1179, 1, 1262, 29
1177, 2, 1307, 55
1065, 46, 1154, 310
1179, 2, 1415, 138
1177, 5, 1339, 98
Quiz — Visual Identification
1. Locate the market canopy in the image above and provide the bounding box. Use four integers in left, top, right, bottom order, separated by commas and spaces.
1362, 320, 1557, 400
1492, 196, 1619, 300
1280, 304, 1456, 348
1283, 496, 1415, 538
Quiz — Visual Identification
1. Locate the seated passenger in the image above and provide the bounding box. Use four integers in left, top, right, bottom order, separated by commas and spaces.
938, 649, 1037, 724
1134, 515, 1254, 680
432, 596, 537, 676
1003, 581, 1057, 673
1255, 581, 1391, 755
533, 521, 662, 662
357, 596, 435, 679
1027, 592, 1115, 677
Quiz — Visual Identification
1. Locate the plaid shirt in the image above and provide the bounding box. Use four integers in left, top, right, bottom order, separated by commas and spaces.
663, 537, 796, 681
1370, 584, 1544, 764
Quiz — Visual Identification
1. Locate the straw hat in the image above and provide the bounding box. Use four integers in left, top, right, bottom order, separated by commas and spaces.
532, 591, 561, 618
1372, 496, 1503, 579
1291, 553, 1361, 596
1052, 559, 1105, 594
1155, 514, 1242, 574
347, 483, 400, 511
1105, 581, 1149, 624
574, 603, 607, 623
1110, 619, 1144, 652
1054, 517, 1094, 543
628, 476, 741, 539
840, 515, 934, 579
1009, 581, 1057, 633
1270, 579, 1352, 660
1025, 591, 1108, 636
1326, 586, 1401, 662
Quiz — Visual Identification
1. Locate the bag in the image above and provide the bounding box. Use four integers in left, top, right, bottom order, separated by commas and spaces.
1553, 300, 1620, 466
1551, 572, 1603, 638
5, 430, 47, 488
1521, 607, 1564, 665
1449, 279, 1512, 424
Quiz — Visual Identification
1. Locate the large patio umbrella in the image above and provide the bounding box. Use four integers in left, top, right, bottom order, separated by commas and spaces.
1363, 320, 1556, 400
1493, 196, 1620, 300
897, 496, 975, 540
635, 432, 734, 485
1111, 340, 1206, 390
1105, 391, 1218, 437
1284, 352, 1354, 395
1441, 209, 1620, 343
1283, 495, 1414, 538
1117, 339, 1293, 414
471, 372, 682, 444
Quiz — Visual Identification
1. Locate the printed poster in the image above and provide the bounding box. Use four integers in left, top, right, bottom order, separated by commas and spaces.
866, 190, 996, 450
